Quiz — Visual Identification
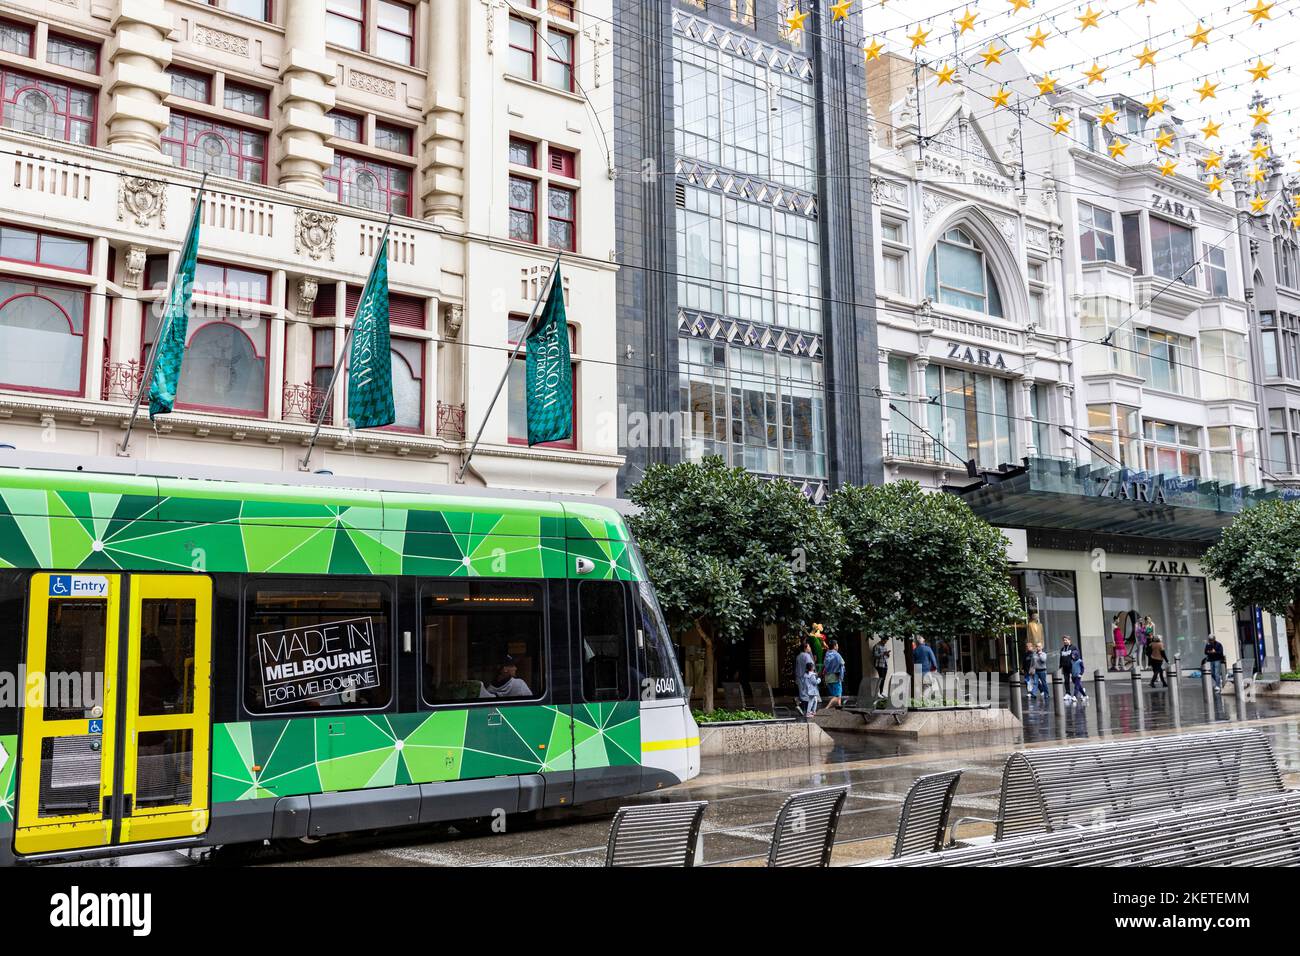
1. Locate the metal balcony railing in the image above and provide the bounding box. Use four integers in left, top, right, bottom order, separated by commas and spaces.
437, 401, 466, 441
884, 432, 947, 465
282, 383, 331, 425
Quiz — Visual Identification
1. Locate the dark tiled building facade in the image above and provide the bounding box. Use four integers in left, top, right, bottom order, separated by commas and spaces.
614, 0, 881, 497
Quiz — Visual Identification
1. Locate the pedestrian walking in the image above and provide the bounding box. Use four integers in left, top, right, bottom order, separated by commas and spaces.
914, 636, 939, 696
1023, 643, 1038, 699
1059, 636, 1084, 703
1070, 645, 1088, 701
872, 638, 891, 696
1203, 634, 1226, 692
1033, 644, 1050, 699
1148, 634, 1168, 687
795, 640, 814, 715
800, 661, 821, 718
822, 639, 845, 710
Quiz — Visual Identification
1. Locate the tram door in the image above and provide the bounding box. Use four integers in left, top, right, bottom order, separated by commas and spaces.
14, 573, 212, 856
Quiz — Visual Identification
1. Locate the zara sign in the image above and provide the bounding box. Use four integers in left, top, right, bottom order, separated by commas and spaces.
945, 342, 1009, 370
1150, 192, 1197, 223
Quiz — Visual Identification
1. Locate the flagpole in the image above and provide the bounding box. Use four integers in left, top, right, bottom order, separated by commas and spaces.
456, 251, 562, 484
299, 215, 391, 473
119, 173, 207, 457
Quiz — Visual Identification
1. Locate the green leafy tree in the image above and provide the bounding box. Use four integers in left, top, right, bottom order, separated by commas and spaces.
628, 457, 858, 712
1204, 499, 1300, 621
825, 481, 1023, 664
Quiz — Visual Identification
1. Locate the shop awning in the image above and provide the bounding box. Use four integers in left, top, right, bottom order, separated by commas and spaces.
946, 457, 1285, 545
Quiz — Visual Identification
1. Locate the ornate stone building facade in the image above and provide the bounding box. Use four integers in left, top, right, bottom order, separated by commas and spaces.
0, 0, 620, 495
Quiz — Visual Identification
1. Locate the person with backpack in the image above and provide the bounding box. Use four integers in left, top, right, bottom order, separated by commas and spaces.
1059, 636, 1086, 703
822, 639, 845, 710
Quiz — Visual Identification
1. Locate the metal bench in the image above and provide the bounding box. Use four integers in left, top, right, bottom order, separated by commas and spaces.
766, 786, 850, 867
748, 682, 797, 719
721, 681, 747, 711
870, 791, 1300, 867
951, 728, 1283, 844
892, 770, 964, 859
604, 800, 708, 867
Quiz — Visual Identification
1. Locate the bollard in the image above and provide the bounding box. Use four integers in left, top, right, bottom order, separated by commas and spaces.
1169, 654, 1181, 724
1233, 661, 1247, 720
1009, 671, 1023, 719
1094, 669, 1109, 732
1130, 665, 1144, 715
1052, 672, 1065, 719
1202, 666, 1216, 718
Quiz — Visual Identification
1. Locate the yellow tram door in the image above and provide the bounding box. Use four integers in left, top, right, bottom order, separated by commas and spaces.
119, 574, 212, 844
15, 573, 122, 854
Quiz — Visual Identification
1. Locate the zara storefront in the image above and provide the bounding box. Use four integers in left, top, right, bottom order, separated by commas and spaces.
950, 457, 1289, 677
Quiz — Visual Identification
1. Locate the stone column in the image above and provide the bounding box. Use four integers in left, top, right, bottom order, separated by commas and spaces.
1019, 376, 1037, 458
422, 0, 466, 226
278, 0, 336, 196
105, 0, 174, 157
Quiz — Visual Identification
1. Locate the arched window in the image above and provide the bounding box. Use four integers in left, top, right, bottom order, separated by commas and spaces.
176, 322, 265, 413
0, 282, 86, 393
390, 339, 423, 430
925, 227, 1005, 317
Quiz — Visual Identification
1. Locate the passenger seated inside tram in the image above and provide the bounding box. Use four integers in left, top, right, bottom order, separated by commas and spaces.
478, 655, 534, 699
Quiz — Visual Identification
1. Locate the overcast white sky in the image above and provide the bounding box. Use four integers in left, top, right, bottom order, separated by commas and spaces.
826, 0, 1298, 168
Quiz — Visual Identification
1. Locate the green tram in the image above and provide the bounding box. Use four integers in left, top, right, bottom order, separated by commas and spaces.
0, 461, 698, 864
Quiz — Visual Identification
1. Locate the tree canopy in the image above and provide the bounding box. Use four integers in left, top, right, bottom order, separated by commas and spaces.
1203, 499, 1300, 618
825, 480, 1023, 640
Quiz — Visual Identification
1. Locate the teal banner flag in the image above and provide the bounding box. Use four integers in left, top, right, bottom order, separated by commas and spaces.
525, 267, 572, 446
147, 193, 203, 419
347, 227, 395, 430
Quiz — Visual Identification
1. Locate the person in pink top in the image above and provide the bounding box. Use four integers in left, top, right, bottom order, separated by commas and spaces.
1112, 614, 1127, 670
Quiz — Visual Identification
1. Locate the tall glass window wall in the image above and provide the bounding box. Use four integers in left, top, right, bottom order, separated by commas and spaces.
1101, 572, 1211, 664
924, 364, 1016, 469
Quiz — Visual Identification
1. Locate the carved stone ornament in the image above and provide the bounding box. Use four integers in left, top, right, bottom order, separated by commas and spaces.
123, 245, 148, 290
922, 191, 958, 224
295, 208, 337, 261
445, 305, 464, 340
117, 175, 166, 229
296, 276, 319, 317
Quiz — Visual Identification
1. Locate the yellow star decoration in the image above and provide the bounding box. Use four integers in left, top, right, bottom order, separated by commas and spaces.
935, 63, 956, 85
1077, 6, 1102, 28
1202, 119, 1222, 139
1158, 159, 1178, 177
1251, 142, 1271, 161
830, 0, 853, 21
980, 43, 1006, 66
1083, 63, 1107, 84
955, 8, 978, 33
1194, 80, 1218, 101
1152, 129, 1174, 151
1203, 152, 1223, 171
1250, 105, 1272, 127
1108, 138, 1128, 159
864, 38, 884, 61
1134, 45, 1158, 69
1205, 174, 1226, 194
1026, 26, 1050, 49
908, 26, 930, 49
1035, 74, 1058, 96
1008, 0, 1032, 12
1247, 0, 1273, 24
1248, 60, 1273, 82
1051, 114, 1072, 135
1292, 213, 1300, 228
1144, 94, 1168, 116
1249, 166, 1267, 183
990, 86, 1013, 108
1251, 195, 1269, 214
1097, 106, 1119, 127
785, 8, 810, 31
1187, 23, 1211, 47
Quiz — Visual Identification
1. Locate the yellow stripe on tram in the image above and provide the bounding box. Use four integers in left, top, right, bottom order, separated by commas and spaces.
641, 737, 701, 752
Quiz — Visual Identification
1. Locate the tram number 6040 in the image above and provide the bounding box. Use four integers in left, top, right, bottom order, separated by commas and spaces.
641, 677, 678, 699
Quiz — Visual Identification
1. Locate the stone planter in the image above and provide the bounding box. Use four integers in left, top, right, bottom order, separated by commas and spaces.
697, 718, 834, 757
1252, 680, 1300, 698
813, 705, 1021, 739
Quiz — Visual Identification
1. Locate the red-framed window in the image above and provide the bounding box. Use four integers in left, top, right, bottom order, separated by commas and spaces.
374, 121, 412, 155
193, 260, 271, 302
328, 285, 425, 430
507, 16, 537, 81
510, 137, 537, 168
142, 308, 269, 416
507, 313, 576, 449
544, 29, 575, 92
217, 0, 272, 22
548, 146, 575, 178
325, 152, 412, 215
167, 67, 212, 104
0, 67, 95, 146
46, 34, 99, 74
548, 0, 576, 21
388, 336, 424, 431
509, 176, 538, 243
328, 109, 364, 142
0, 223, 91, 273
326, 0, 365, 50
224, 82, 269, 118
547, 185, 576, 252
389, 291, 425, 328
162, 112, 267, 183
0, 274, 89, 396
0, 19, 33, 58
375, 1, 415, 65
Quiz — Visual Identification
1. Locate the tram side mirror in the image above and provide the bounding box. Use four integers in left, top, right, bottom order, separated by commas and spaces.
575, 557, 595, 575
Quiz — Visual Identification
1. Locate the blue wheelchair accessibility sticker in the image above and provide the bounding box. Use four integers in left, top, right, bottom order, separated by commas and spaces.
48, 575, 109, 597
88, 719, 103, 735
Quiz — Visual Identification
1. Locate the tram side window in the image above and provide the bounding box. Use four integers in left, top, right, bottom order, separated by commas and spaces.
579, 580, 630, 702
421, 581, 545, 703
637, 581, 684, 700
243, 585, 392, 714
